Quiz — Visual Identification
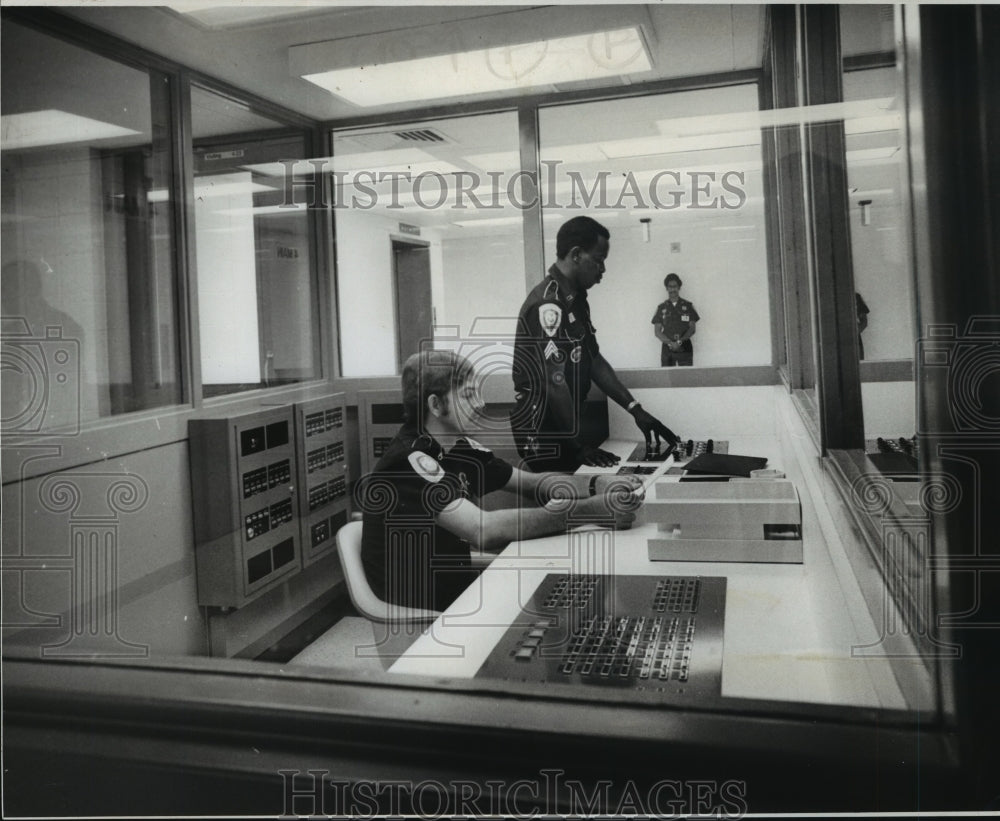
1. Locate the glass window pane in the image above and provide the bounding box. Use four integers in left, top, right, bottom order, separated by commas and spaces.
538, 85, 770, 369
840, 6, 917, 444
191, 86, 320, 397
332, 111, 524, 377
2, 21, 181, 432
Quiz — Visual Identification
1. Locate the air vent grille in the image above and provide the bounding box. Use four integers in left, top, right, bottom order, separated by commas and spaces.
340, 127, 452, 151
394, 128, 447, 143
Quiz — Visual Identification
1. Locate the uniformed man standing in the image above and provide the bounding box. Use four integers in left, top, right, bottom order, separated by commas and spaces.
511, 216, 678, 473
653, 273, 699, 367
359, 349, 639, 613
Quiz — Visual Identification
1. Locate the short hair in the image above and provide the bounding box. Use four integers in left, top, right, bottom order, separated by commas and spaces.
664, 273, 683, 288
556, 216, 610, 260
401, 349, 475, 426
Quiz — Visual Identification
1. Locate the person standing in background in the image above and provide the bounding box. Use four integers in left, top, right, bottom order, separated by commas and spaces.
855, 292, 870, 360
653, 273, 699, 366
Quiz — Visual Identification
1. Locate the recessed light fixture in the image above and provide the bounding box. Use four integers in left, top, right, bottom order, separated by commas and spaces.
300, 27, 652, 107
1, 110, 141, 150
845, 146, 900, 162
193, 178, 277, 198
654, 98, 898, 139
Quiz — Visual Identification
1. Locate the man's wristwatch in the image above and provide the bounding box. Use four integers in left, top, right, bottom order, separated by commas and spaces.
626, 400, 641, 414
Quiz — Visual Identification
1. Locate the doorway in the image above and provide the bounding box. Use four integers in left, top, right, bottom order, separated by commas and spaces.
391, 238, 432, 369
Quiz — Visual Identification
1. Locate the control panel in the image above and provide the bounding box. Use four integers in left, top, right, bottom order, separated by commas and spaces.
477, 573, 726, 705
295, 394, 349, 565
866, 435, 919, 476
358, 390, 406, 477
189, 407, 301, 608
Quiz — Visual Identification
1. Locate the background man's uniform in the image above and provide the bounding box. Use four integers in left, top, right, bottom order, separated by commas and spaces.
512, 265, 600, 472
359, 423, 513, 611
653, 298, 700, 366
855, 292, 870, 360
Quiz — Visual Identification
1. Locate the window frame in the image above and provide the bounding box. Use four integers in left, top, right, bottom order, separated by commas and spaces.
1, 9, 335, 483
324, 68, 776, 393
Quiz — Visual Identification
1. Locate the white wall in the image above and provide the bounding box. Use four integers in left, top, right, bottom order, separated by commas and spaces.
336, 209, 406, 376
848, 203, 915, 361
581, 209, 772, 369
862, 381, 916, 438
609, 385, 780, 440
195, 172, 261, 384
439, 234, 527, 339
538, 200, 772, 371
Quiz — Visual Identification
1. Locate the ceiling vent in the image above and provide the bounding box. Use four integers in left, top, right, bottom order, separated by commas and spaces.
340, 128, 452, 152
394, 128, 448, 143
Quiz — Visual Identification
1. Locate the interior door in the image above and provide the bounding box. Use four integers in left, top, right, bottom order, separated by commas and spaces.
392, 239, 432, 369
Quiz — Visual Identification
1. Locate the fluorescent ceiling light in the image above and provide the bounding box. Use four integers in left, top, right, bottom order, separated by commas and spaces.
849, 188, 895, 197
167, 3, 325, 27
600, 130, 761, 160
539, 144, 612, 165
452, 216, 523, 229
193, 179, 277, 198
844, 114, 902, 135
219, 203, 308, 216
1, 110, 142, 150
846, 147, 900, 161
464, 151, 522, 171
327, 147, 436, 173
452, 212, 564, 229
654, 98, 897, 138
240, 160, 325, 178
301, 27, 652, 107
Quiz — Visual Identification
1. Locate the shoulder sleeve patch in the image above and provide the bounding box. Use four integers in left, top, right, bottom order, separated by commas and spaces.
538, 303, 562, 337
407, 450, 444, 483
462, 436, 491, 453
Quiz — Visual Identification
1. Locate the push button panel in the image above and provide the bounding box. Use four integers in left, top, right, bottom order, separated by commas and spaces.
477, 574, 726, 704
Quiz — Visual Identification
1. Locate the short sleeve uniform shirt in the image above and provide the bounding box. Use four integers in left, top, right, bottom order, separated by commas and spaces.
359, 423, 513, 612
513, 265, 600, 419
652, 298, 700, 352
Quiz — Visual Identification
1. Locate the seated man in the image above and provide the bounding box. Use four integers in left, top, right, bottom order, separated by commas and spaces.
358, 349, 639, 613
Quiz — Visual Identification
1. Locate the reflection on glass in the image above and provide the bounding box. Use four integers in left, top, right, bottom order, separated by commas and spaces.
538, 85, 771, 369
191, 87, 320, 396
842, 68, 914, 363
840, 5, 917, 446
1, 21, 181, 430
332, 112, 524, 377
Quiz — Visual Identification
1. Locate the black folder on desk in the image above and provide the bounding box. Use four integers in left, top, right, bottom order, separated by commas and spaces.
682, 453, 768, 478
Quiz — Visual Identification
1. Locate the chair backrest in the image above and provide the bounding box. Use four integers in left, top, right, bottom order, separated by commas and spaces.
336, 520, 440, 624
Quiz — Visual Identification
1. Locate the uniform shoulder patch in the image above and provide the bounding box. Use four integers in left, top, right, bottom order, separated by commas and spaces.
462, 436, 491, 453
407, 450, 444, 483
538, 303, 562, 337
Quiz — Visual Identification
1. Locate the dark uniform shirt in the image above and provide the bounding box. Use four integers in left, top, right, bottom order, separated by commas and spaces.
358, 422, 514, 612
855, 292, 870, 360
511, 266, 600, 459
652, 298, 700, 353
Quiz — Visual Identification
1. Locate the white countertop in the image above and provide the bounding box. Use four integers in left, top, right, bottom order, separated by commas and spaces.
389, 435, 909, 710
